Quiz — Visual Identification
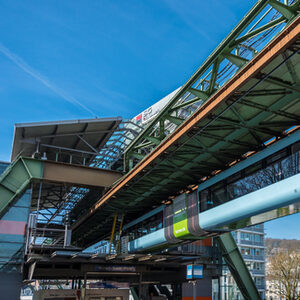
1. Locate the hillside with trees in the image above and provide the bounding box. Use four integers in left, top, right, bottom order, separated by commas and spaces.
265, 238, 300, 255
266, 238, 300, 300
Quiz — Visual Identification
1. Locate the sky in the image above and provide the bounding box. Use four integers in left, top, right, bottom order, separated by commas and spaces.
0, 0, 299, 239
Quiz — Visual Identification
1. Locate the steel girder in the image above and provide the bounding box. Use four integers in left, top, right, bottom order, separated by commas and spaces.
0, 157, 122, 218
124, 0, 300, 171
71, 14, 300, 246
0, 157, 43, 217
215, 233, 260, 300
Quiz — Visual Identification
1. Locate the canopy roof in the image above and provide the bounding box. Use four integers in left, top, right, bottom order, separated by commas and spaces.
11, 117, 122, 163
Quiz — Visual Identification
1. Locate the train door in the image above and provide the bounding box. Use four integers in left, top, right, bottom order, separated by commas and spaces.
173, 194, 189, 238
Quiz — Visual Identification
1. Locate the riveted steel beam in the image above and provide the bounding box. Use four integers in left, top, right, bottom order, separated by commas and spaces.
0, 157, 122, 217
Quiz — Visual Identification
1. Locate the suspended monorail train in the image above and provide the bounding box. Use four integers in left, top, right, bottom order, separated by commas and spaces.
122, 130, 300, 252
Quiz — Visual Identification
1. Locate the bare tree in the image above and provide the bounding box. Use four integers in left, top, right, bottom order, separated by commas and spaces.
267, 250, 300, 300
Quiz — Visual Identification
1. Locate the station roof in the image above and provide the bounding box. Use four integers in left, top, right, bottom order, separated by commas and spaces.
11, 117, 122, 163
71, 17, 300, 246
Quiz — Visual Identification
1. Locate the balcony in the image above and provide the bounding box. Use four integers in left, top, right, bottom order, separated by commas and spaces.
240, 226, 264, 233
239, 239, 265, 247
255, 284, 266, 290
242, 254, 265, 261
251, 269, 265, 275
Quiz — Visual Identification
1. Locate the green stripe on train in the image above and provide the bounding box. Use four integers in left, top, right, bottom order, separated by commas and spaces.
173, 211, 189, 238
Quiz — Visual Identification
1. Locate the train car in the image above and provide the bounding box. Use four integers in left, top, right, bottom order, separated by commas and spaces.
123, 130, 300, 253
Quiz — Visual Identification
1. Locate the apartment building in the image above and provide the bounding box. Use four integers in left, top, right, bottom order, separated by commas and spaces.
219, 224, 266, 299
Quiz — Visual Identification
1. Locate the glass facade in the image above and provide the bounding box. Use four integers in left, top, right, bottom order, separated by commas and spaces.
0, 161, 31, 298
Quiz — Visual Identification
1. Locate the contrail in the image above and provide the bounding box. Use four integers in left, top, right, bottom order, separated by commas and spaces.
0, 43, 97, 117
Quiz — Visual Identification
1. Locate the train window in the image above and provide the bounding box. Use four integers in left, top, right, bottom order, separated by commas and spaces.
173, 194, 186, 214
125, 210, 164, 240
227, 171, 242, 184
263, 162, 283, 184
227, 181, 242, 200
199, 190, 212, 212
244, 162, 261, 176
197, 142, 300, 211
211, 183, 227, 206
173, 194, 187, 225
292, 141, 300, 154
266, 149, 287, 165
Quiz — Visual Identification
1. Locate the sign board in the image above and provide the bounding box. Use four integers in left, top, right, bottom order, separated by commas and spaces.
186, 265, 193, 279
133, 87, 181, 126
186, 264, 203, 279
193, 265, 203, 278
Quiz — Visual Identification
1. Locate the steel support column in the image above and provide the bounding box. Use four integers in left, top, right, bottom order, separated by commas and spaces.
215, 233, 260, 300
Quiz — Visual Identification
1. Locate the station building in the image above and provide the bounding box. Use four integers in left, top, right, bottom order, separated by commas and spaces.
0, 2, 299, 299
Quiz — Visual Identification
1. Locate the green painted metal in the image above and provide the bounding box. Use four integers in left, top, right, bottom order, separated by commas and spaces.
269, 0, 296, 19
173, 211, 189, 239
124, 0, 300, 171
215, 233, 260, 300
130, 287, 139, 300
0, 157, 44, 217
72, 1, 300, 246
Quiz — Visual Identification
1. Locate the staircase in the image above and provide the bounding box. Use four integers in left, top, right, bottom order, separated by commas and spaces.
0, 157, 43, 217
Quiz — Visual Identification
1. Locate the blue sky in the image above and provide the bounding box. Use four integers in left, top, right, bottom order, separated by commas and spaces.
0, 0, 299, 239
264, 214, 300, 240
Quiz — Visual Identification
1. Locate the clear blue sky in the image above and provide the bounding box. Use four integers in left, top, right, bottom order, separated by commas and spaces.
0, 0, 299, 239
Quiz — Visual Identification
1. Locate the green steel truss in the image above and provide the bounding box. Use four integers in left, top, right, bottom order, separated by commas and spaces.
0, 157, 43, 217
124, 0, 300, 171
216, 233, 261, 300
73, 62, 300, 245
